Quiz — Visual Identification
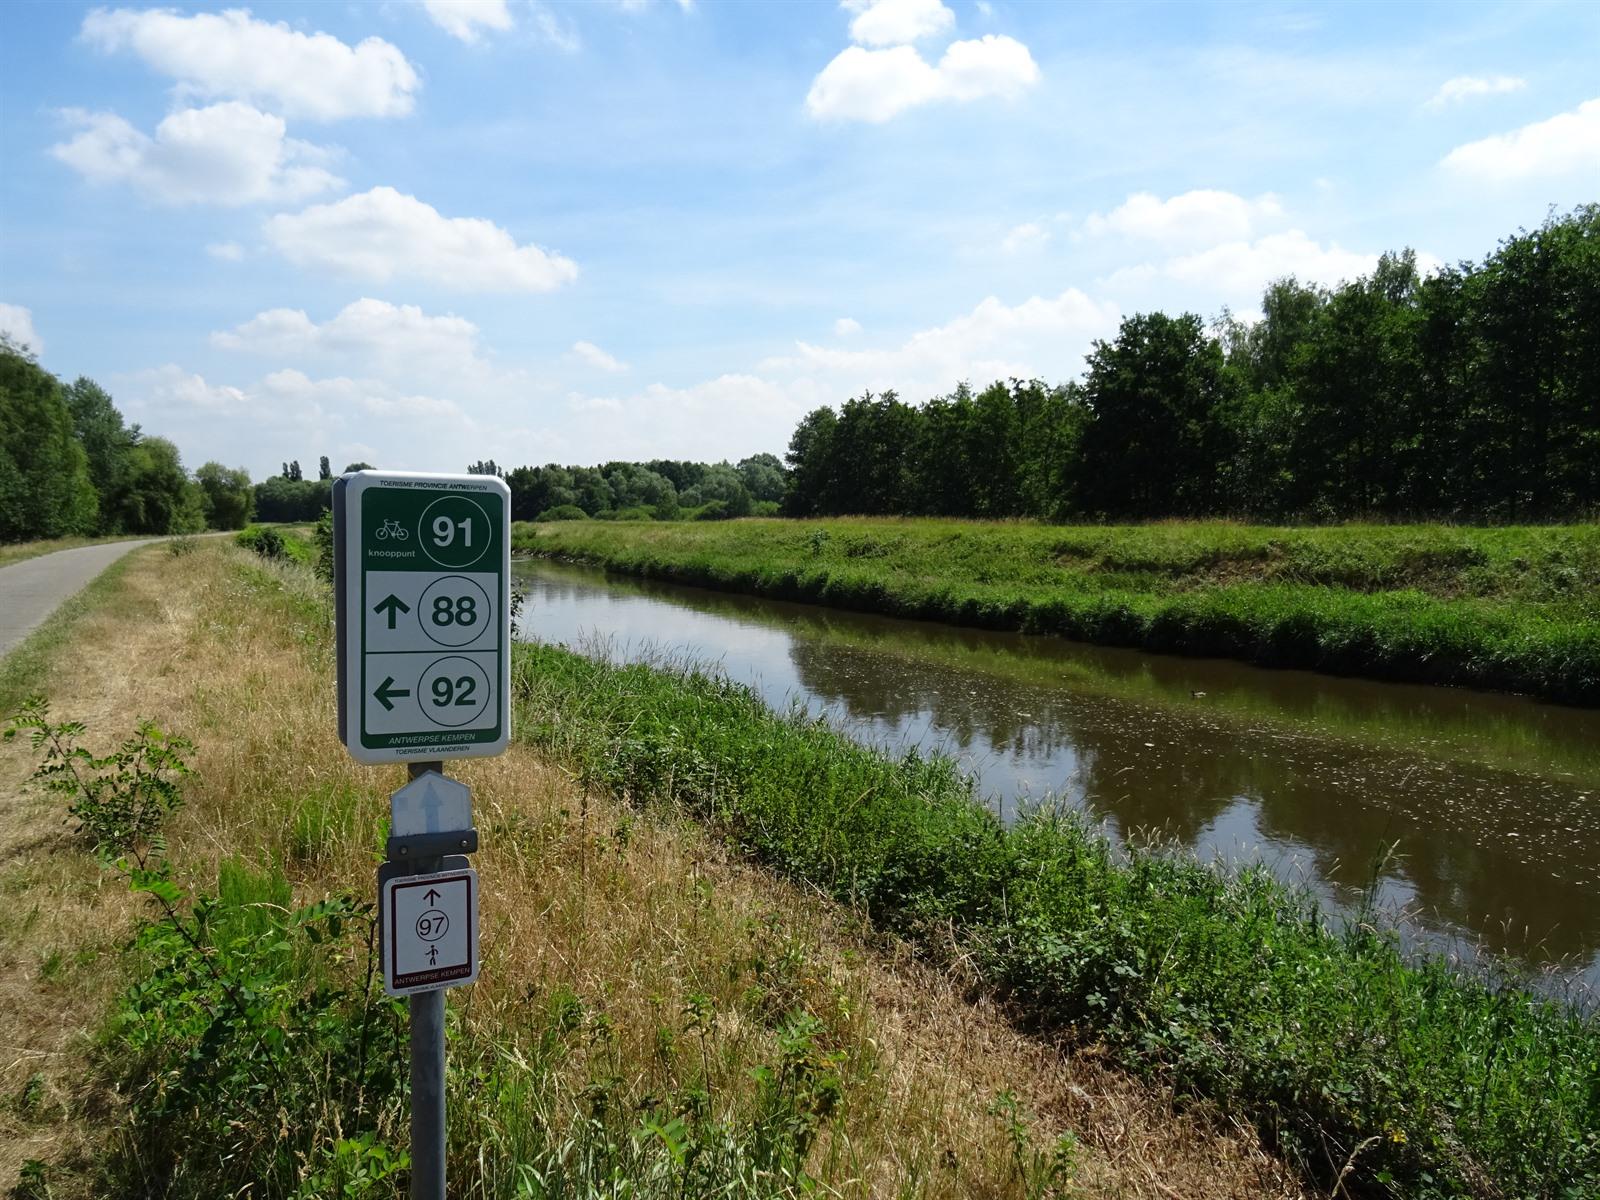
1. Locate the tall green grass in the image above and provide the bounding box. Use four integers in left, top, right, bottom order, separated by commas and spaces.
517, 518, 1600, 704
513, 640, 1600, 1199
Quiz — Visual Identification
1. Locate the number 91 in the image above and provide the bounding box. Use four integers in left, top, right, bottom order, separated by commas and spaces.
433, 515, 472, 547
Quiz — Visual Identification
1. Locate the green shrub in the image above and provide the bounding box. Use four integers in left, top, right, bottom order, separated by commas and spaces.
105, 867, 406, 1197
535, 503, 591, 522
694, 500, 731, 521
312, 511, 334, 584
236, 524, 287, 560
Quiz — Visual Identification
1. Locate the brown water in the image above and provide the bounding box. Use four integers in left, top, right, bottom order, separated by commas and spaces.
513, 559, 1600, 992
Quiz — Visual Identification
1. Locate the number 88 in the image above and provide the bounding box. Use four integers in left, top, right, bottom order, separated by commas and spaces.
431, 595, 477, 626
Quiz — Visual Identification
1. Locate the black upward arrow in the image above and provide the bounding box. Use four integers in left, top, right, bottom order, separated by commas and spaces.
372, 593, 410, 629
424, 887, 441, 904
373, 676, 410, 711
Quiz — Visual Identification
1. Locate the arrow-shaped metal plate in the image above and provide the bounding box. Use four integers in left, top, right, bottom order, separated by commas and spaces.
390, 770, 473, 837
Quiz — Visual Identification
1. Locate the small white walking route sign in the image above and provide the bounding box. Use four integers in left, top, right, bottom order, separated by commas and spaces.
381, 867, 479, 997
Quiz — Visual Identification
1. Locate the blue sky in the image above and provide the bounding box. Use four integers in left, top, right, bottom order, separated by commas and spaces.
2, 0, 1597, 480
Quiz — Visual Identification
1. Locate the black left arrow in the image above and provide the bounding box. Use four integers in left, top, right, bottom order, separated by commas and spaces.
373, 676, 410, 711
372, 593, 411, 629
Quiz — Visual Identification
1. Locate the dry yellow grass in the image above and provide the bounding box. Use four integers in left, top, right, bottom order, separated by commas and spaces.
1, 543, 1312, 1197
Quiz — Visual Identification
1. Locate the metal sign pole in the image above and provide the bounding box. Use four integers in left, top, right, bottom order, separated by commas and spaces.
405, 760, 447, 1200
336, 471, 504, 1200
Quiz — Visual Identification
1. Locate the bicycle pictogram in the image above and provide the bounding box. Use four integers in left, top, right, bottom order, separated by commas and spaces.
375, 519, 410, 541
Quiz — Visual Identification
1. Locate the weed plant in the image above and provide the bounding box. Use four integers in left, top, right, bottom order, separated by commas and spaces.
5, 697, 191, 854
513, 639, 1600, 1199
518, 518, 1600, 703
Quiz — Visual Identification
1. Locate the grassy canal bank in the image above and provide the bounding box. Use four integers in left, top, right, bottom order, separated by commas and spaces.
515, 641, 1599, 1199
515, 518, 1600, 705
2, 543, 1302, 1196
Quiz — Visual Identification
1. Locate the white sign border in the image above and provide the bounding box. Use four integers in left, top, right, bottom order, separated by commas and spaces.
340, 470, 512, 765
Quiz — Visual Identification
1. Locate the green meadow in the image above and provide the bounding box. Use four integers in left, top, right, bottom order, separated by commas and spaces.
516, 518, 1600, 704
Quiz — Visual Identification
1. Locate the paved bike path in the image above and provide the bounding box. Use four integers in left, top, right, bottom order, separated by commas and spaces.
0, 540, 162, 660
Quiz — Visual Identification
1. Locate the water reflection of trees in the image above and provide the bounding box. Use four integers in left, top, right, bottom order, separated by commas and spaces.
518, 563, 1600, 976
786, 626, 1600, 969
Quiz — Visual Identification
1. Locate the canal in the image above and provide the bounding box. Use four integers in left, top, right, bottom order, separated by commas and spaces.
514, 558, 1600, 992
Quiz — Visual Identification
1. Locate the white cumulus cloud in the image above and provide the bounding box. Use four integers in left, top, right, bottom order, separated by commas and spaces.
1161, 232, 1379, 293
1102, 230, 1411, 316
81, 7, 419, 121
1426, 74, 1526, 110
0, 303, 42, 356
571, 340, 628, 372
807, 34, 1038, 122
420, 0, 514, 44
562, 373, 828, 464
260, 368, 470, 422
263, 187, 579, 292
844, 0, 954, 47
1441, 97, 1600, 181
213, 298, 485, 374
1000, 221, 1049, 253
766, 288, 1119, 389
127, 363, 251, 412
124, 366, 467, 438
1083, 190, 1283, 247
51, 103, 342, 206
833, 317, 862, 336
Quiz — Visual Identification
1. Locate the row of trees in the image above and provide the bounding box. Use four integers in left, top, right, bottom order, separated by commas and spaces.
785, 205, 1600, 521
0, 343, 255, 541
480, 455, 787, 522
252, 459, 374, 522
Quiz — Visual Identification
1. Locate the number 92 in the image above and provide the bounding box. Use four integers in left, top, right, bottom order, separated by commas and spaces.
431, 675, 478, 707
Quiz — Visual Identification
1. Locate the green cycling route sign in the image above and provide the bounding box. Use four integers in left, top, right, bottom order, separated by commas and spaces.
334, 470, 512, 764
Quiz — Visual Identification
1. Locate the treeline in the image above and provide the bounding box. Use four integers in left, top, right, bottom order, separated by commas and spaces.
0, 344, 253, 541
785, 205, 1600, 521
485, 455, 787, 522
246, 455, 790, 526
251, 457, 373, 523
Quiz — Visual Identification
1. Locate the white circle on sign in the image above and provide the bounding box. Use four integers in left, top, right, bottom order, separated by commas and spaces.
418, 495, 491, 570
417, 656, 492, 728
418, 575, 492, 648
